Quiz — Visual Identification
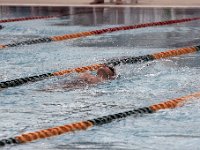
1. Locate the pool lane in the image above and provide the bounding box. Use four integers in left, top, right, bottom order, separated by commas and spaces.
0, 45, 199, 90
1, 90, 200, 147
0, 17, 199, 49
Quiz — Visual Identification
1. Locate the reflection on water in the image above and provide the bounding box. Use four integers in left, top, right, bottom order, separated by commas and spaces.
0, 6, 200, 26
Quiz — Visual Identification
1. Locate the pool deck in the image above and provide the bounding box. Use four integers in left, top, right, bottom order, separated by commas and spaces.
0, 0, 200, 7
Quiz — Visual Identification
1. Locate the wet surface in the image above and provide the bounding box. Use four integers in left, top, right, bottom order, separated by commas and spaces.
0, 6, 200, 150
0, 6, 200, 48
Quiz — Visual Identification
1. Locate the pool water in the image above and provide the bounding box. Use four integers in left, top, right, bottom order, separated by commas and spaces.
0, 6, 200, 150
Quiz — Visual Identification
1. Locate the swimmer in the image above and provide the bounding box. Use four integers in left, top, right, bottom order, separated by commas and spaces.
42, 65, 116, 91
79, 65, 116, 84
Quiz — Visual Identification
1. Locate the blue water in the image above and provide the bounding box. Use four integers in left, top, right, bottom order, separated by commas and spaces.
0, 6, 200, 150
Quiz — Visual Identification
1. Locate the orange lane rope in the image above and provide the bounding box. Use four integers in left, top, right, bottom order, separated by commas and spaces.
52, 64, 104, 76
0, 17, 199, 49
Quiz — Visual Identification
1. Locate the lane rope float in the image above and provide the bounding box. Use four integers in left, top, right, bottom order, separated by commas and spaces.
0, 45, 199, 90
0, 17, 199, 49
106, 45, 200, 67
1, 91, 200, 147
0, 15, 57, 24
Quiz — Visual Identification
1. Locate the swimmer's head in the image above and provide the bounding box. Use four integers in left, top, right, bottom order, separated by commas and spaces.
97, 66, 116, 80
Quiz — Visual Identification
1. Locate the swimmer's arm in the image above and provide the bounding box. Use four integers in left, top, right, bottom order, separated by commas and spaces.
79, 73, 102, 84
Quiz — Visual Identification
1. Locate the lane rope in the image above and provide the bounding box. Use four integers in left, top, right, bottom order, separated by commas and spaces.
0, 9, 104, 24
106, 45, 200, 67
1, 91, 200, 147
0, 17, 199, 49
0, 15, 57, 24
0, 45, 199, 90
0, 64, 104, 89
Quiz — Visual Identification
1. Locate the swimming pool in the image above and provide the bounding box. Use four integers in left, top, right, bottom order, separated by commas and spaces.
0, 6, 200, 150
